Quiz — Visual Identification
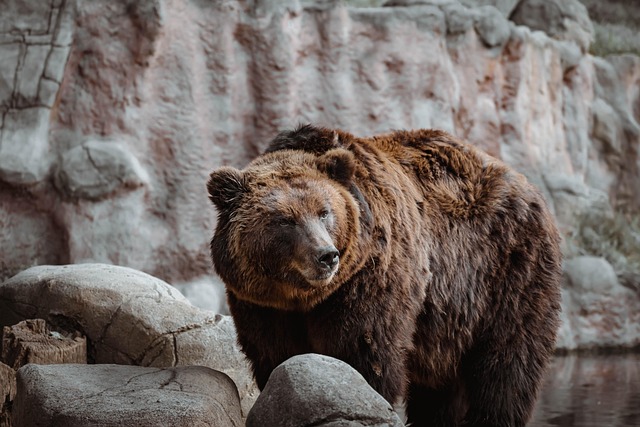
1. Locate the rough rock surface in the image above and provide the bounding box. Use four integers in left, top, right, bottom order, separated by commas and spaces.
510, 0, 594, 52
473, 5, 511, 47
173, 275, 229, 315
54, 140, 150, 201
0, 0, 73, 185
557, 256, 640, 351
461, 0, 518, 16
13, 364, 242, 427
0, 264, 258, 417
247, 354, 404, 427
0, 0, 638, 350
0, 362, 15, 426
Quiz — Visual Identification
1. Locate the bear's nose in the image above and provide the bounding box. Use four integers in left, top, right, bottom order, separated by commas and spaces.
317, 247, 339, 270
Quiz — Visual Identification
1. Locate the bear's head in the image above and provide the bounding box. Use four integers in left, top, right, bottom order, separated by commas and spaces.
207, 148, 362, 311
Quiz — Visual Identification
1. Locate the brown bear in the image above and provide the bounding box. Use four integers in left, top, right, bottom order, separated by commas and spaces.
207, 125, 562, 427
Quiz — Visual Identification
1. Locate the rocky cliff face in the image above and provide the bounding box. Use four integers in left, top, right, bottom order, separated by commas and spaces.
0, 0, 638, 350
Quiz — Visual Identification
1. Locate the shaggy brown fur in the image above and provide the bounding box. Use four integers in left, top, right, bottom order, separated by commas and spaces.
207, 125, 562, 427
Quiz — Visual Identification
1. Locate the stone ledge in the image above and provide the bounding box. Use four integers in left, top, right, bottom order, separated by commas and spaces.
12, 364, 243, 427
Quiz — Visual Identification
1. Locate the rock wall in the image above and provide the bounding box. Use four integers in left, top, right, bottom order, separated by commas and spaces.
0, 0, 638, 349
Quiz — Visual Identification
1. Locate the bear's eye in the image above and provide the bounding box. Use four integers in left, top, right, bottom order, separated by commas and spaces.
276, 217, 296, 227
319, 209, 330, 220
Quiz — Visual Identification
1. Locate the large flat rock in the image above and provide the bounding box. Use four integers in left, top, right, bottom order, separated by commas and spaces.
12, 364, 242, 427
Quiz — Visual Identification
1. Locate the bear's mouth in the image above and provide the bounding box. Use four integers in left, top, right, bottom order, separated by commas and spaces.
311, 268, 338, 282
298, 262, 339, 286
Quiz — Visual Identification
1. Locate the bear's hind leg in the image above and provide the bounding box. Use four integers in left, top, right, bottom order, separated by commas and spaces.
461, 339, 549, 427
406, 382, 462, 427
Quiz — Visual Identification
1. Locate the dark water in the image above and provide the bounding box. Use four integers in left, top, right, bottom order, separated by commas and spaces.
529, 354, 640, 427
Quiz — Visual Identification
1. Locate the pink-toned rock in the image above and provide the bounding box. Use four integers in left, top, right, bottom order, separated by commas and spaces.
558, 256, 640, 351
0, 0, 638, 350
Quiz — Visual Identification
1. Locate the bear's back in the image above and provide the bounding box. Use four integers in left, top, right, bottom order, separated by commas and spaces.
266, 125, 526, 221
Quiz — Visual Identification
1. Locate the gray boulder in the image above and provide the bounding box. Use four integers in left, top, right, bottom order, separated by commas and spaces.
12, 364, 242, 427
510, 0, 594, 53
0, 264, 258, 417
247, 354, 404, 427
474, 5, 512, 48
54, 140, 150, 201
442, 3, 475, 36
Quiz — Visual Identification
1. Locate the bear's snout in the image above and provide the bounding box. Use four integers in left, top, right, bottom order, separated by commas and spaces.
316, 247, 339, 271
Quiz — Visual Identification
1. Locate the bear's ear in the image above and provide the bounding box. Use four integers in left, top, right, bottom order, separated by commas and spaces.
316, 148, 356, 185
207, 167, 247, 209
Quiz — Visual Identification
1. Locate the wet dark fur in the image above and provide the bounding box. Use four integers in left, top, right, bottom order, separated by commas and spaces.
207, 125, 562, 427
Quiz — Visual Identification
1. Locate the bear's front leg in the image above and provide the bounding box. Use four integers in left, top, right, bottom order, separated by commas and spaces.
227, 293, 311, 390
305, 284, 420, 406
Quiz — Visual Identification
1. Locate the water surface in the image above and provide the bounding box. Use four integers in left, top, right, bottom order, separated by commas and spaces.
530, 353, 640, 427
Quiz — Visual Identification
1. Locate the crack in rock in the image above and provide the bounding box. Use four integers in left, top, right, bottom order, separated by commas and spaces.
1, 0, 69, 113
46, 1, 58, 35
82, 145, 109, 186
136, 335, 173, 366
159, 369, 180, 390
173, 334, 179, 366
136, 317, 221, 367
95, 301, 126, 345
76, 369, 162, 401
9, 41, 26, 108
2, 104, 50, 111
55, 141, 149, 200
36, 45, 56, 104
